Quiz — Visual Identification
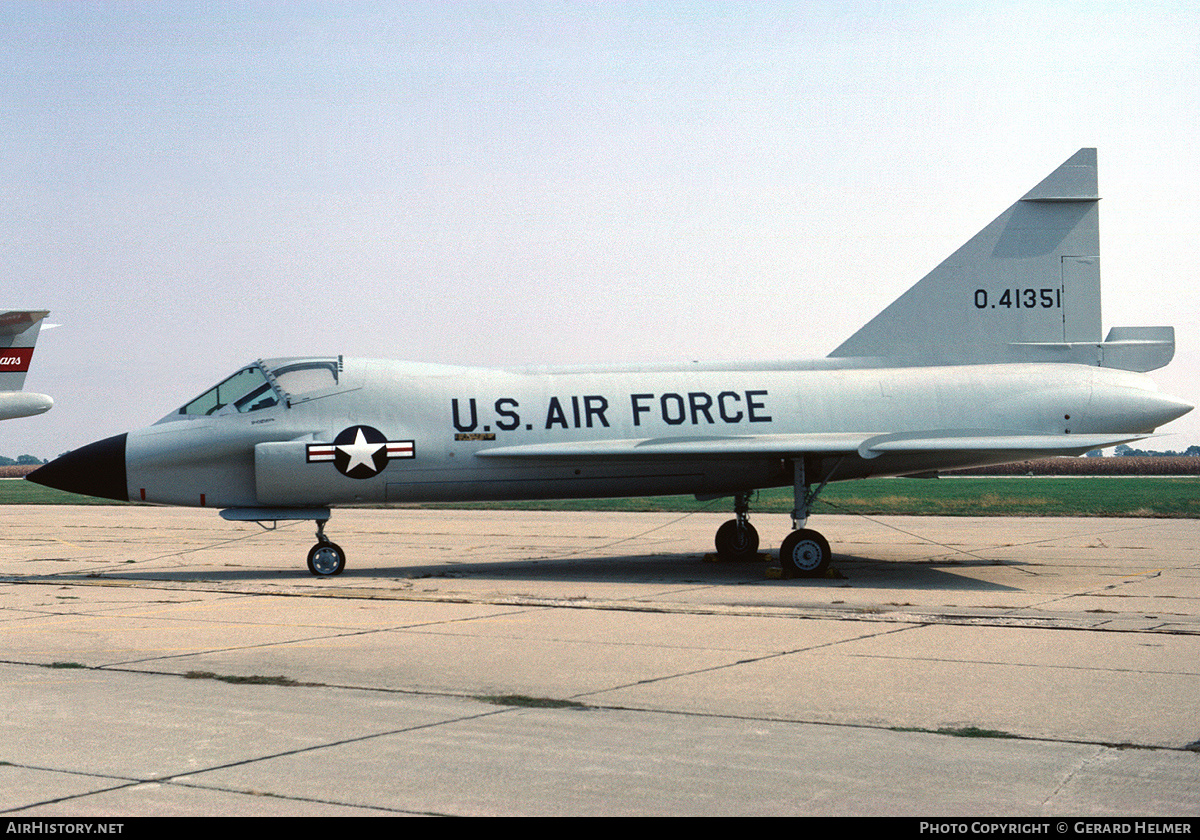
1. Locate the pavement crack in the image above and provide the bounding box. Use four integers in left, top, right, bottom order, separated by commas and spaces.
571, 624, 917, 698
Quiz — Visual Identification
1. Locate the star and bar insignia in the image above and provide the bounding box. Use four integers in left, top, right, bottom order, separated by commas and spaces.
306, 425, 415, 479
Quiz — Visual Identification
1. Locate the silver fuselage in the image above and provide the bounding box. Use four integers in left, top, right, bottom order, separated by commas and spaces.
123, 357, 1190, 510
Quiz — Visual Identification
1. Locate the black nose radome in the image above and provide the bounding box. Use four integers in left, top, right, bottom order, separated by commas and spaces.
27, 433, 129, 502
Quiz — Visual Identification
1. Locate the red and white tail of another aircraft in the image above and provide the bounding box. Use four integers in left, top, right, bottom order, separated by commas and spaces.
0, 311, 52, 421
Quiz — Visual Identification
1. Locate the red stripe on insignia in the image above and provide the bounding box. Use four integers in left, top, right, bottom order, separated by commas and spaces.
0, 348, 33, 372
307, 444, 336, 463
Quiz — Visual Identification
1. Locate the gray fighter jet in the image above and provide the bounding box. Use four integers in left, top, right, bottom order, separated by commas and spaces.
0, 311, 53, 421
28, 150, 1192, 577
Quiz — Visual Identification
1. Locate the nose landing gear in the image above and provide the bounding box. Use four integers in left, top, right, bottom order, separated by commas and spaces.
307, 518, 346, 577
219, 507, 346, 577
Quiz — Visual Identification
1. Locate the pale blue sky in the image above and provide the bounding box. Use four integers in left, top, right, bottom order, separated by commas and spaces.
4, 1, 1199, 458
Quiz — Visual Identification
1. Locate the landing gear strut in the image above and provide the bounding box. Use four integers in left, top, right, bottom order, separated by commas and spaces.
307, 518, 346, 577
777, 458, 834, 578
777, 458, 832, 578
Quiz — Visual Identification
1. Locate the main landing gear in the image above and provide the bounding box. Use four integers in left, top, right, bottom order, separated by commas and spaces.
713, 460, 834, 578
307, 517, 346, 577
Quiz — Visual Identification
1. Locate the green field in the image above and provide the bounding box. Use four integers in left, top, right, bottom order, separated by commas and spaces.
5, 476, 1198, 518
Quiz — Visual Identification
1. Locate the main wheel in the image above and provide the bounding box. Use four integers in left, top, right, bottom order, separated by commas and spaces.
715, 519, 759, 561
307, 541, 346, 576
779, 529, 831, 578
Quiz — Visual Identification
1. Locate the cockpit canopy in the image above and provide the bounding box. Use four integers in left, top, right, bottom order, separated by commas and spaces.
179, 365, 279, 416
167, 358, 343, 421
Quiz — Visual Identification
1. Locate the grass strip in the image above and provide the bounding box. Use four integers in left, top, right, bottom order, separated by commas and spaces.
4, 476, 1198, 518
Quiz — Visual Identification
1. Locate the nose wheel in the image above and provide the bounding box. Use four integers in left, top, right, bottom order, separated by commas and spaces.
307, 540, 346, 576
307, 519, 346, 576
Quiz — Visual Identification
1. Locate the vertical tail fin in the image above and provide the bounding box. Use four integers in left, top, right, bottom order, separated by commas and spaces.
0, 311, 53, 419
828, 149, 1173, 372
0, 311, 49, 392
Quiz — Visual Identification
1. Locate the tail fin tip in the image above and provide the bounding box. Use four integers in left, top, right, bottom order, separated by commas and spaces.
1020, 147, 1098, 202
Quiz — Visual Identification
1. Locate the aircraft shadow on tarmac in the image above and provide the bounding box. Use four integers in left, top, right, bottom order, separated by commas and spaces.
24, 549, 1024, 592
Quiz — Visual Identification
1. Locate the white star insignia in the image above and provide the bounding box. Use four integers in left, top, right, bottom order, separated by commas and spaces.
337, 427, 384, 474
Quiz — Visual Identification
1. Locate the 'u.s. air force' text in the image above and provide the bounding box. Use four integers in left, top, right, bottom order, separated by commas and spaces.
451, 391, 772, 432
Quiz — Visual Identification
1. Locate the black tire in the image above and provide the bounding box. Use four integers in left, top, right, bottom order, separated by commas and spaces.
714, 519, 759, 561
307, 541, 346, 576
779, 529, 830, 578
